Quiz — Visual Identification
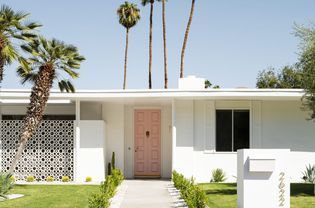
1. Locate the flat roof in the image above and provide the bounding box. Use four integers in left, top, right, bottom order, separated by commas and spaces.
0, 88, 304, 102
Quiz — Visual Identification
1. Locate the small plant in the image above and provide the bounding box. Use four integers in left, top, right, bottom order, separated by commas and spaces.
107, 162, 112, 176
10, 175, 15, 183
0, 172, 15, 201
85, 176, 92, 182
61, 176, 70, 182
211, 168, 227, 183
111, 152, 116, 170
46, 176, 54, 182
26, 175, 35, 182
302, 164, 315, 183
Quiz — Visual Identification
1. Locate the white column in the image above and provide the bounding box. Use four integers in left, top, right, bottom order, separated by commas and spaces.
74, 99, 80, 182
171, 99, 176, 172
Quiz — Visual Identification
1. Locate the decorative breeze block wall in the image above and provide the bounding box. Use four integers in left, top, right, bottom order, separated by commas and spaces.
1, 120, 74, 181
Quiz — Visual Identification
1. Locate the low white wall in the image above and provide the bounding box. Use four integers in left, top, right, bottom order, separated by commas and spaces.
76, 120, 106, 182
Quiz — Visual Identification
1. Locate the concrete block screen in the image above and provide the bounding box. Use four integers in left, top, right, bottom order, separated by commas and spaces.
237, 149, 290, 208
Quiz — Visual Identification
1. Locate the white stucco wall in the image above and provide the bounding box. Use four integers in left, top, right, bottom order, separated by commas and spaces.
76, 120, 106, 182
102, 103, 125, 173
173, 99, 315, 183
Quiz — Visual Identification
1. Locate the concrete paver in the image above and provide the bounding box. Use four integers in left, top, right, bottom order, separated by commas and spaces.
120, 180, 173, 208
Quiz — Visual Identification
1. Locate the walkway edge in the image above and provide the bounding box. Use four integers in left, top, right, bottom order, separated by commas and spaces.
110, 181, 128, 208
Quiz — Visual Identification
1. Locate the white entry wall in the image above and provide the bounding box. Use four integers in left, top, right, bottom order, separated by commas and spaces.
76, 120, 106, 182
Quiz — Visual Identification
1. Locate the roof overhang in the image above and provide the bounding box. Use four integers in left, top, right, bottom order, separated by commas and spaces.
0, 88, 304, 103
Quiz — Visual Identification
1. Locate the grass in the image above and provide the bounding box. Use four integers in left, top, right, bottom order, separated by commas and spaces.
1, 185, 99, 208
198, 183, 315, 208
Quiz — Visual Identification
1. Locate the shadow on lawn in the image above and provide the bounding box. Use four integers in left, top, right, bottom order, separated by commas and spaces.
205, 189, 236, 195
291, 183, 314, 196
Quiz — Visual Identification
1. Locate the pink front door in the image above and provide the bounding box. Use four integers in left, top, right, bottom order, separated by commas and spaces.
134, 110, 161, 177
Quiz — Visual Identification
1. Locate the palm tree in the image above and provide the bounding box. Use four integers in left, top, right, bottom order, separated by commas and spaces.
141, 0, 155, 89
117, 2, 141, 90
0, 5, 41, 82
9, 36, 85, 172
159, 0, 168, 89
180, 0, 196, 78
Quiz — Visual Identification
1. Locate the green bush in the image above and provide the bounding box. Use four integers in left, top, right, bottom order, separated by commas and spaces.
46, 176, 54, 182
211, 168, 227, 183
172, 171, 207, 208
302, 164, 315, 183
85, 176, 92, 182
26, 175, 35, 182
0, 172, 14, 201
88, 168, 124, 208
112, 169, 124, 186
88, 192, 111, 208
61, 176, 70, 182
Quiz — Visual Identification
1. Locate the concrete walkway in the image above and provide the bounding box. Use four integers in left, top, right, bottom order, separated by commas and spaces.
120, 180, 173, 208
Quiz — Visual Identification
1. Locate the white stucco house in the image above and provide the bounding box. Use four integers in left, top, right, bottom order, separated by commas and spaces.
0, 76, 314, 183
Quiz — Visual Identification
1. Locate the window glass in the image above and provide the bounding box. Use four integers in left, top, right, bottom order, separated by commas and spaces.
216, 110, 232, 151
233, 110, 250, 151
216, 109, 249, 152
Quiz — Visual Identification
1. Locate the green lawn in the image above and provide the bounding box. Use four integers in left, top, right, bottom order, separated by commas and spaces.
198, 183, 315, 208
1, 185, 99, 208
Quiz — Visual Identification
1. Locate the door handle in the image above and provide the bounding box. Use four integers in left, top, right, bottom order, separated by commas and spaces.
146, 131, 150, 137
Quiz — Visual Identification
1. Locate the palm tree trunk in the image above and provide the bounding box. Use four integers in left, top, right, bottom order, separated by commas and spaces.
9, 64, 55, 173
180, 0, 196, 78
123, 28, 129, 90
148, 2, 154, 89
162, 0, 168, 89
0, 38, 5, 82
0, 53, 4, 83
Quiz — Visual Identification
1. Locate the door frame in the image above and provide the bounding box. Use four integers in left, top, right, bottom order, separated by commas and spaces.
133, 109, 162, 177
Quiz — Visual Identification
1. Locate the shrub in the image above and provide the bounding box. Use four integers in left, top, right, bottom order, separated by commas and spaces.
61, 176, 70, 182
172, 171, 207, 208
211, 168, 226, 183
302, 164, 315, 183
112, 169, 124, 186
85, 176, 92, 182
88, 192, 110, 208
88, 168, 124, 208
0, 172, 14, 200
26, 175, 35, 182
46, 176, 54, 182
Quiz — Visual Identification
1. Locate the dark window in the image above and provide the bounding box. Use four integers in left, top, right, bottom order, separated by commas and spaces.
2, 115, 75, 120
216, 110, 249, 152
216, 110, 232, 151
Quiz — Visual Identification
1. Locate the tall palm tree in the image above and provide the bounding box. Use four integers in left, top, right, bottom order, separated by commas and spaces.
141, 0, 155, 89
158, 0, 168, 88
180, 0, 196, 78
0, 5, 41, 82
9, 36, 85, 172
117, 2, 141, 90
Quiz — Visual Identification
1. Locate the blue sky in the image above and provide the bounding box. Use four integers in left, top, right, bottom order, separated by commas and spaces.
2, 0, 315, 89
